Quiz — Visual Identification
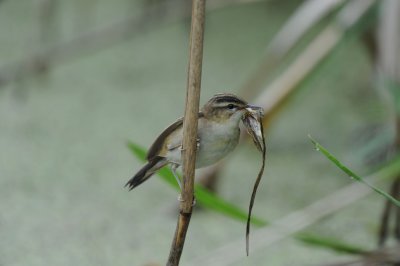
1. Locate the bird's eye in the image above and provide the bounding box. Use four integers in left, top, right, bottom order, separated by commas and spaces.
227, 104, 235, 110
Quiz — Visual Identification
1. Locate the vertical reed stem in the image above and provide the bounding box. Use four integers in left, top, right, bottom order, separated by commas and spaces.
166, 0, 206, 265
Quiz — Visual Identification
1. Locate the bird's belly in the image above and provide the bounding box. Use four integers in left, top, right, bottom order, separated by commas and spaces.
195, 131, 239, 167
166, 129, 240, 169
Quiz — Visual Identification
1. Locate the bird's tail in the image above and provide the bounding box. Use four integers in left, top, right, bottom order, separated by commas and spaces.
125, 156, 167, 190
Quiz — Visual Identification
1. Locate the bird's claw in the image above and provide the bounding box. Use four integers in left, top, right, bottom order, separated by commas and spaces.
178, 194, 184, 202
177, 194, 196, 206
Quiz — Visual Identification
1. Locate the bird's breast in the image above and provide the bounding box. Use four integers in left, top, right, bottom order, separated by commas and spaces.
164, 118, 241, 168
195, 121, 240, 168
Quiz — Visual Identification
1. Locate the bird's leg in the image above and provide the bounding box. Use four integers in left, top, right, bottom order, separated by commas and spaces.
170, 163, 197, 206
169, 163, 185, 202
173, 140, 199, 205
179, 138, 200, 151
170, 163, 182, 190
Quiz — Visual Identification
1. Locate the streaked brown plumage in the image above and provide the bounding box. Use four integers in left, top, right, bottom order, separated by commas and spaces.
126, 93, 251, 190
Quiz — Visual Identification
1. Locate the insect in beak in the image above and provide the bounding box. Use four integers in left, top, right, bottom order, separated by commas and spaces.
245, 104, 264, 117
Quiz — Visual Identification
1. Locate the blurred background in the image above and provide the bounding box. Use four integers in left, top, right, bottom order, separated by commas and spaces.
1, 0, 400, 265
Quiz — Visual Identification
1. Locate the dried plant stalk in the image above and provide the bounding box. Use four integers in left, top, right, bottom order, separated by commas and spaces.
166, 0, 206, 265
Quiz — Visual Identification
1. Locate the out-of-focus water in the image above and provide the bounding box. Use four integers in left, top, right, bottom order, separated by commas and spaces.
0, 1, 389, 265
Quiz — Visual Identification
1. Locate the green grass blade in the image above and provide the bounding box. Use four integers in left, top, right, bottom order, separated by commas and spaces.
309, 136, 400, 208
127, 141, 368, 254
295, 232, 367, 254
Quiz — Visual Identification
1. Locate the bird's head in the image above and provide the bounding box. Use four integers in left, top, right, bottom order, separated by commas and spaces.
202, 93, 254, 123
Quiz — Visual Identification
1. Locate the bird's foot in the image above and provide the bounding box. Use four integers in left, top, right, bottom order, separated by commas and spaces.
178, 194, 184, 202
179, 139, 200, 151
177, 194, 196, 206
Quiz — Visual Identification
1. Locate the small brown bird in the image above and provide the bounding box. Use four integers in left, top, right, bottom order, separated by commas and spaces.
126, 93, 259, 190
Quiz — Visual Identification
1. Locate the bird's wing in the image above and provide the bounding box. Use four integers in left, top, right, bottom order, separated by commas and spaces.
146, 112, 204, 161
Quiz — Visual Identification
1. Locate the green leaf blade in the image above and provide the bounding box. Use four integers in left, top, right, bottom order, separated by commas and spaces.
127, 140, 369, 254
309, 136, 400, 208
295, 232, 367, 254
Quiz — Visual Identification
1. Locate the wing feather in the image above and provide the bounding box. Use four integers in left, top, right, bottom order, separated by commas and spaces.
146, 112, 204, 161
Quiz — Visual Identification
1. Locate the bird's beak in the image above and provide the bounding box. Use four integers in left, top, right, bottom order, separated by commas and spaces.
245, 104, 264, 117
